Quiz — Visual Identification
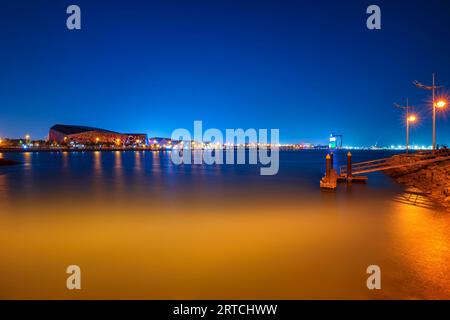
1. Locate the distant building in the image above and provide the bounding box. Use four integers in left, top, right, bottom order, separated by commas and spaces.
48, 124, 148, 145
149, 137, 181, 149
329, 133, 343, 149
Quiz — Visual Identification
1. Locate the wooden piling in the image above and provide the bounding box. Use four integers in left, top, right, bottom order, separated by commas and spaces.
330, 152, 334, 169
347, 152, 352, 178
321, 154, 337, 190
326, 154, 331, 178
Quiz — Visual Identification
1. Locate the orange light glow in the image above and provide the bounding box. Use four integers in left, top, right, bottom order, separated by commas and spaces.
436, 100, 447, 108
408, 115, 417, 122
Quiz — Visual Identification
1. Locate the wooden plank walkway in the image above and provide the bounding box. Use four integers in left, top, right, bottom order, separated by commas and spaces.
340, 150, 450, 176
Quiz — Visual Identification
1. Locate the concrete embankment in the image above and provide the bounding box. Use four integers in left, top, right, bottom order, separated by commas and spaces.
386, 154, 450, 208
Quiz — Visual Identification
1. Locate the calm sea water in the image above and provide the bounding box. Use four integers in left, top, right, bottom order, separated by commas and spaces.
0, 150, 449, 299
0, 150, 405, 199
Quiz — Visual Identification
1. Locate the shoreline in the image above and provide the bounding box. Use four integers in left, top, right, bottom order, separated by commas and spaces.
385, 154, 450, 209
0, 147, 325, 153
0, 147, 410, 153
0, 147, 156, 153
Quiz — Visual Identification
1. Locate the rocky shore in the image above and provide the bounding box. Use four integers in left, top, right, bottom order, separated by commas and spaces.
386, 154, 450, 209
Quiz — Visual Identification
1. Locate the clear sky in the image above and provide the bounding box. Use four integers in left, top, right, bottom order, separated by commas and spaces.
1, 0, 450, 146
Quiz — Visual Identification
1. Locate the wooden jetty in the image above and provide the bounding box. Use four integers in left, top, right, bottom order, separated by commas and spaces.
320, 152, 367, 190
320, 149, 450, 190
340, 149, 450, 176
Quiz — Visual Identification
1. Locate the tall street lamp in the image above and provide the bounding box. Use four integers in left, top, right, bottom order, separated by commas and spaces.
406, 115, 417, 153
413, 73, 445, 152
394, 98, 413, 153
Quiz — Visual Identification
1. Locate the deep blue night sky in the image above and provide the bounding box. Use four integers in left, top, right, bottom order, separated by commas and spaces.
1, 0, 450, 146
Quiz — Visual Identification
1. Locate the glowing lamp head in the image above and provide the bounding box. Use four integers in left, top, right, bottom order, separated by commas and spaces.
408, 115, 417, 123
96, 137, 100, 142
436, 100, 447, 109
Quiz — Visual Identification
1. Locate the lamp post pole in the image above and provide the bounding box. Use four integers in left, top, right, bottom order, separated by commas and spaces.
432, 73, 436, 151
414, 73, 445, 153
406, 115, 417, 154
394, 98, 411, 154
406, 116, 410, 153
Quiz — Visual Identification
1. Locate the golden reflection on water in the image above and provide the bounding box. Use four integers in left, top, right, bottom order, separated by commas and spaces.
0, 151, 449, 299
114, 151, 125, 196
0, 193, 449, 300
62, 151, 69, 169
387, 202, 450, 299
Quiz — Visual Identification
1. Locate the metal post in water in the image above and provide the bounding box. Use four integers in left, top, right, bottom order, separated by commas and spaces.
347, 152, 352, 178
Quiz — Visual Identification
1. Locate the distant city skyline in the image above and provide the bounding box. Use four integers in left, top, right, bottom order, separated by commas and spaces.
1, 0, 450, 146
